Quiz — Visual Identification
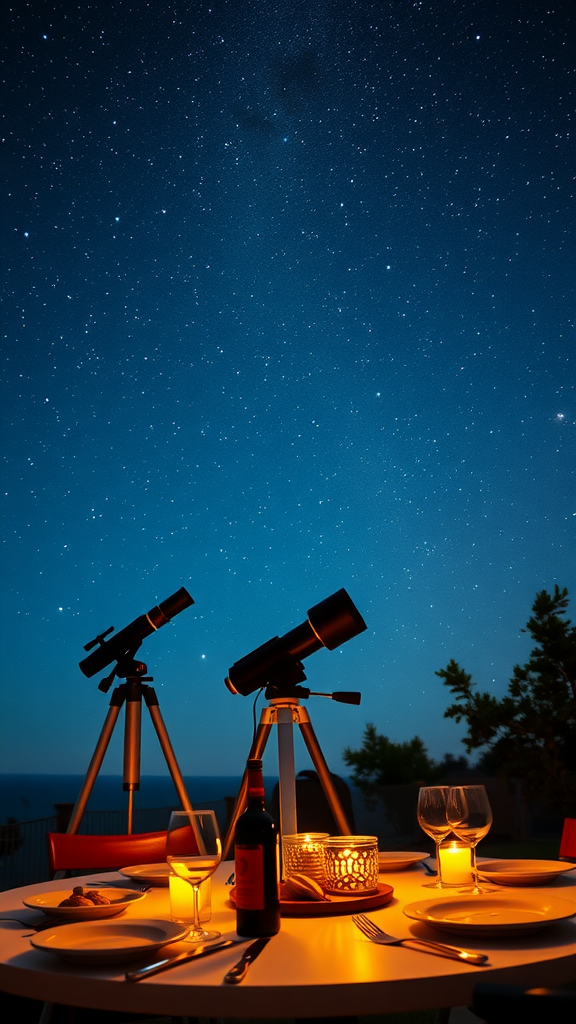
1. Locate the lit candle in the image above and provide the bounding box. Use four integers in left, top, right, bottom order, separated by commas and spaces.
438, 841, 473, 885
169, 873, 211, 923
282, 832, 329, 884
323, 835, 379, 895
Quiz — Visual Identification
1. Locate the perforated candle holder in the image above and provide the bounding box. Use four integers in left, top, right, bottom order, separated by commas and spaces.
323, 835, 379, 895
282, 833, 329, 885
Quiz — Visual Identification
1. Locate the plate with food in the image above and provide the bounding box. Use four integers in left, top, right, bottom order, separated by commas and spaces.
119, 863, 170, 886
30, 918, 187, 963
23, 886, 147, 920
403, 893, 576, 936
478, 859, 576, 886
379, 851, 430, 872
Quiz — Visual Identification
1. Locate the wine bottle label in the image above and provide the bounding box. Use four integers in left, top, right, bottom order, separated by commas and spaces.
235, 845, 265, 910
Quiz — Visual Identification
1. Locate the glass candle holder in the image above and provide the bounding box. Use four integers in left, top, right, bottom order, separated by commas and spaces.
169, 873, 212, 924
438, 841, 474, 886
282, 833, 329, 885
323, 835, 379, 895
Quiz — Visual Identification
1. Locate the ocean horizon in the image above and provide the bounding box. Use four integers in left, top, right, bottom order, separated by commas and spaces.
0, 773, 274, 825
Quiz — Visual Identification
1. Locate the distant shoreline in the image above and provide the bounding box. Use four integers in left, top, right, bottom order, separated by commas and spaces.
0, 773, 269, 824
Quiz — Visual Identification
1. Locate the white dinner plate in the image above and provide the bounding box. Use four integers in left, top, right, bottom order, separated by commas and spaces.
120, 863, 170, 886
378, 852, 430, 871
23, 888, 146, 920
403, 893, 576, 936
30, 918, 188, 963
478, 859, 576, 886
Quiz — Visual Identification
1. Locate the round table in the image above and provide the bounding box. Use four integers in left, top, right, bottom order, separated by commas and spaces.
1, 861, 575, 1019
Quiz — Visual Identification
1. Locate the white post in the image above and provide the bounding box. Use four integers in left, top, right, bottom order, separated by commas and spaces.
276, 705, 297, 836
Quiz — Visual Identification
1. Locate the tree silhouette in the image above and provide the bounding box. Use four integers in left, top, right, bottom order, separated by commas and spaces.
343, 723, 437, 791
437, 586, 576, 812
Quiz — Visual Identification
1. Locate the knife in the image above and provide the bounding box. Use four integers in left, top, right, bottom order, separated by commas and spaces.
224, 936, 271, 984
125, 937, 249, 982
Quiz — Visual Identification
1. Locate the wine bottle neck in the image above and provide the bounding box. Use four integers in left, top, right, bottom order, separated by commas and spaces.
247, 775, 265, 801
245, 757, 265, 801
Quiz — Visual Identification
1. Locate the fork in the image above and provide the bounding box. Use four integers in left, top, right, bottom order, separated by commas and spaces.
0, 915, 70, 933
85, 882, 151, 892
352, 914, 488, 965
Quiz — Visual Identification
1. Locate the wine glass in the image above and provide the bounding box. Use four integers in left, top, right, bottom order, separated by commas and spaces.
446, 785, 494, 893
417, 786, 451, 888
166, 809, 222, 942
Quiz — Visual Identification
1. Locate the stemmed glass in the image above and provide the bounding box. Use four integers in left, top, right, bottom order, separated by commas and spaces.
446, 785, 494, 894
166, 809, 222, 942
417, 786, 451, 888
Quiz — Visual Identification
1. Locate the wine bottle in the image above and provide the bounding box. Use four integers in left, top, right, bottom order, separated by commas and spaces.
234, 757, 281, 936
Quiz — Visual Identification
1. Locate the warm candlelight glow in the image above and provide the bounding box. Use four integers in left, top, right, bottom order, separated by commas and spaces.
169, 874, 211, 923
438, 842, 473, 885
324, 835, 379, 894
282, 832, 329, 884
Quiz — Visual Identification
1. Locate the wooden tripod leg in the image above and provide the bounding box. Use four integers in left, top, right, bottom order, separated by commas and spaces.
298, 716, 353, 834
65, 690, 124, 837
222, 716, 273, 860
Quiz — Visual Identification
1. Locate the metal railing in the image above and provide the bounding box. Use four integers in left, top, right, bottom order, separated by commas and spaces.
0, 802, 229, 891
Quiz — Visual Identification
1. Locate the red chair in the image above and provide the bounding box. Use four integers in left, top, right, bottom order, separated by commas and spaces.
42, 830, 192, 1024
559, 818, 576, 860
46, 829, 169, 877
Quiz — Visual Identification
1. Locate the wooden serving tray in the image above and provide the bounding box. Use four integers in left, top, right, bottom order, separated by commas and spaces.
229, 882, 394, 916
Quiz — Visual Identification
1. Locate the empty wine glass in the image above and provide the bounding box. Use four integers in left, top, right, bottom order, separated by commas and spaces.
417, 786, 451, 888
166, 809, 222, 942
446, 785, 494, 894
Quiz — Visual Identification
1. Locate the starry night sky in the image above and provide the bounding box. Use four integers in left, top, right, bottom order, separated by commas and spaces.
1, 1, 574, 781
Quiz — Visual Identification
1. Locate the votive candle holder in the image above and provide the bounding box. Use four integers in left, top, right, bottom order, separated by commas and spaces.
169, 874, 212, 924
323, 835, 379, 895
438, 841, 474, 886
282, 832, 329, 885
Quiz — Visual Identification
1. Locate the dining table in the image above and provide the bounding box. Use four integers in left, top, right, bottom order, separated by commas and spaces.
0, 858, 575, 1020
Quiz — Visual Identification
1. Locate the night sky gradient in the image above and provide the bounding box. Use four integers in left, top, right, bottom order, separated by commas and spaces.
1, 1, 574, 782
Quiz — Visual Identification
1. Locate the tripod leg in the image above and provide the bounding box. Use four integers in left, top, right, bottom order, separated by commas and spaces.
298, 716, 353, 834
222, 718, 273, 860
66, 689, 125, 836
145, 688, 194, 813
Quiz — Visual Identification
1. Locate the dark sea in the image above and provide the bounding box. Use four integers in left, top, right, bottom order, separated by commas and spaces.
0, 774, 273, 825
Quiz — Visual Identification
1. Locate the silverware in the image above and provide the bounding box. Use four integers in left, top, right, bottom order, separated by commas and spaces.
0, 915, 70, 934
0, 916, 46, 930
125, 937, 249, 981
31, 916, 72, 932
421, 860, 437, 876
352, 914, 489, 965
224, 936, 270, 984
85, 882, 151, 892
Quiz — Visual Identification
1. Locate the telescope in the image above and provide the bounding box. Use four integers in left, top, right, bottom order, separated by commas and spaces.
79, 587, 194, 678
225, 588, 367, 697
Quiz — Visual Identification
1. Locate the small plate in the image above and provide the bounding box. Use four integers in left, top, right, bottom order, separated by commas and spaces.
30, 918, 188, 963
379, 852, 429, 872
478, 859, 576, 886
229, 882, 394, 916
23, 888, 146, 920
403, 894, 576, 936
120, 863, 170, 886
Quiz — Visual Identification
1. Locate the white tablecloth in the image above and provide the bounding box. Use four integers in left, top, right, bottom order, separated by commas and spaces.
1, 861, 575, 1018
